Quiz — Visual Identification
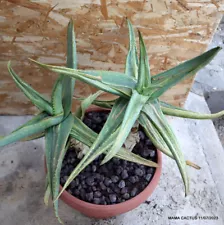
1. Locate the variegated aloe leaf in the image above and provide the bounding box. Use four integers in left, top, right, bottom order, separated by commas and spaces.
138, 113, 200, 169
45, 113, 73, 223
125, 19, 138, 79
29, 59, 133, 98
142, 100, 189, 195
62, 19, 77, 117
71, 116, 158, 167
52, 76, 64, 115
75, 91, 104, 120
8, 62, 53, 115
74, 96, 116, 109
101, 90, 149, 164
149, 47, 221, 99
0, 113, 63, 148
52, 114, 73, 223
136, 30, 151, 93
160, 101, 224, 119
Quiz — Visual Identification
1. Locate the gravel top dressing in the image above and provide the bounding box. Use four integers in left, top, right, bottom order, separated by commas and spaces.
60, 111, 157, 205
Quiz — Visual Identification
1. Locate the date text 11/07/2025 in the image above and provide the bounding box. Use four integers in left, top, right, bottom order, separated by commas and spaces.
168, 216, 218, 220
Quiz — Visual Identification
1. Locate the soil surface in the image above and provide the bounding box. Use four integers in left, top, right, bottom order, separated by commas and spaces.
60, 111, 157, 205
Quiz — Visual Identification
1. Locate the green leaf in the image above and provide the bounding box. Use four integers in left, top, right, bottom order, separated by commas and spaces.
62, 19, 77, 117
142, 100, 189, 195
75, 91, 103, 120
116, 147, 158, 167
44, 183, 51, 206
52, 76, 64, 115
138, 112, 199, 169
150, 47, 221, 98
75, 96, 116, 109
0, 113, 63, 148
136, 30, 151, 93
12, 112, 48, 133
8, 62, 53, 115
71, 116, 97, 146
101, 90, 148, 164
29, 59, 132, 97
52, 113, 73, 223
71, 118, 158, 167
125, 19, 138, 79
161, 102, 224, 119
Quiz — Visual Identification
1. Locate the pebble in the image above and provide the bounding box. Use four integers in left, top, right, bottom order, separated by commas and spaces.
109, 194, 117, 203
111, 175, 119, 183
139, 131, 145, 140
94, 191, 102, 198
145, 174, 152, 182
99, 182, 107, 191
61, 112, 157, 206
92, 165, 97, 172
121, 187, 128, 194
123, 193, 130, 200
135, 168, 144, 176
86, 192, 93, 201
121, 170, 129, 179
86, 177, 94, 186
93, 198, 101, 204
131, 187, 138, 197
104, 178, 112, 186
118, 180, 126, 189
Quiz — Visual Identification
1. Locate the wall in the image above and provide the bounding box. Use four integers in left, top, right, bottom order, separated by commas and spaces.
0, 0, 223, 114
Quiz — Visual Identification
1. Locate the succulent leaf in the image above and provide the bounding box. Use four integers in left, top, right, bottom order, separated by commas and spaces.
52, 76, 64, 115
136, 30, 151, 93
150, 47, 221, 99
142, 100, 189, 195
125, 19, 138, 79
101, 90, 148, 164
75, 91, 104, 120
30, 59, 132, 97
62, 19, 77, 117
8, 62, 53, 115
0, 113, 63, 147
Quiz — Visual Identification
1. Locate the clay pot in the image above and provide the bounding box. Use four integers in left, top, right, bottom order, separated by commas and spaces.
47, 108, 162, 218
59, 149, 162, 219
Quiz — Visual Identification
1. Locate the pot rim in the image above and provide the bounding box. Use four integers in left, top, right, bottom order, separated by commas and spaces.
58, 107, 162, 209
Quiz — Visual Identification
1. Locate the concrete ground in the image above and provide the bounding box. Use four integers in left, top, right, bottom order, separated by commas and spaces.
1, 92, 224, 225
1, 16, 224, 225
192, 16, 224, 148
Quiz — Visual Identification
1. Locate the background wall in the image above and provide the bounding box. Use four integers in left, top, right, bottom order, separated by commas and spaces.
0, 0, 223, 114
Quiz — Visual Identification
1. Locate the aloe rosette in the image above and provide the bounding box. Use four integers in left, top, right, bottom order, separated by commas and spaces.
0, 20, 160, 223
30, 19, 223, 199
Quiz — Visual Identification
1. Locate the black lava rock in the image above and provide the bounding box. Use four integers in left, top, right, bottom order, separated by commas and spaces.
130, 187, 138, 197
94, 191, 102, 198
93, 198, 101, 204
111, 175, 119, 183
109, 194, 117, 203
60, 111, 157, 206
121, 187, 128, 194
122, 193, 130, 200
121, 170, 129, 179
118, 180, 126, 189
135, 168, 144, 177
86, 192, 93, 201
104, 178, 112, 186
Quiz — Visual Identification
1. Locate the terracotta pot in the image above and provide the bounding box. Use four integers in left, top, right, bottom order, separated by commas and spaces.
59, 151, 162, 219
47, 108, 162, 219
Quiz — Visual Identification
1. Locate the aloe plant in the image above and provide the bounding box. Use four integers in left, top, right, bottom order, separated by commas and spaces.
0, 20, 162, 223
31, 19, 223, 198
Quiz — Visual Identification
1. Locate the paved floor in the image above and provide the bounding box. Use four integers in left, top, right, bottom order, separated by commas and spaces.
1, 91, 224, 225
